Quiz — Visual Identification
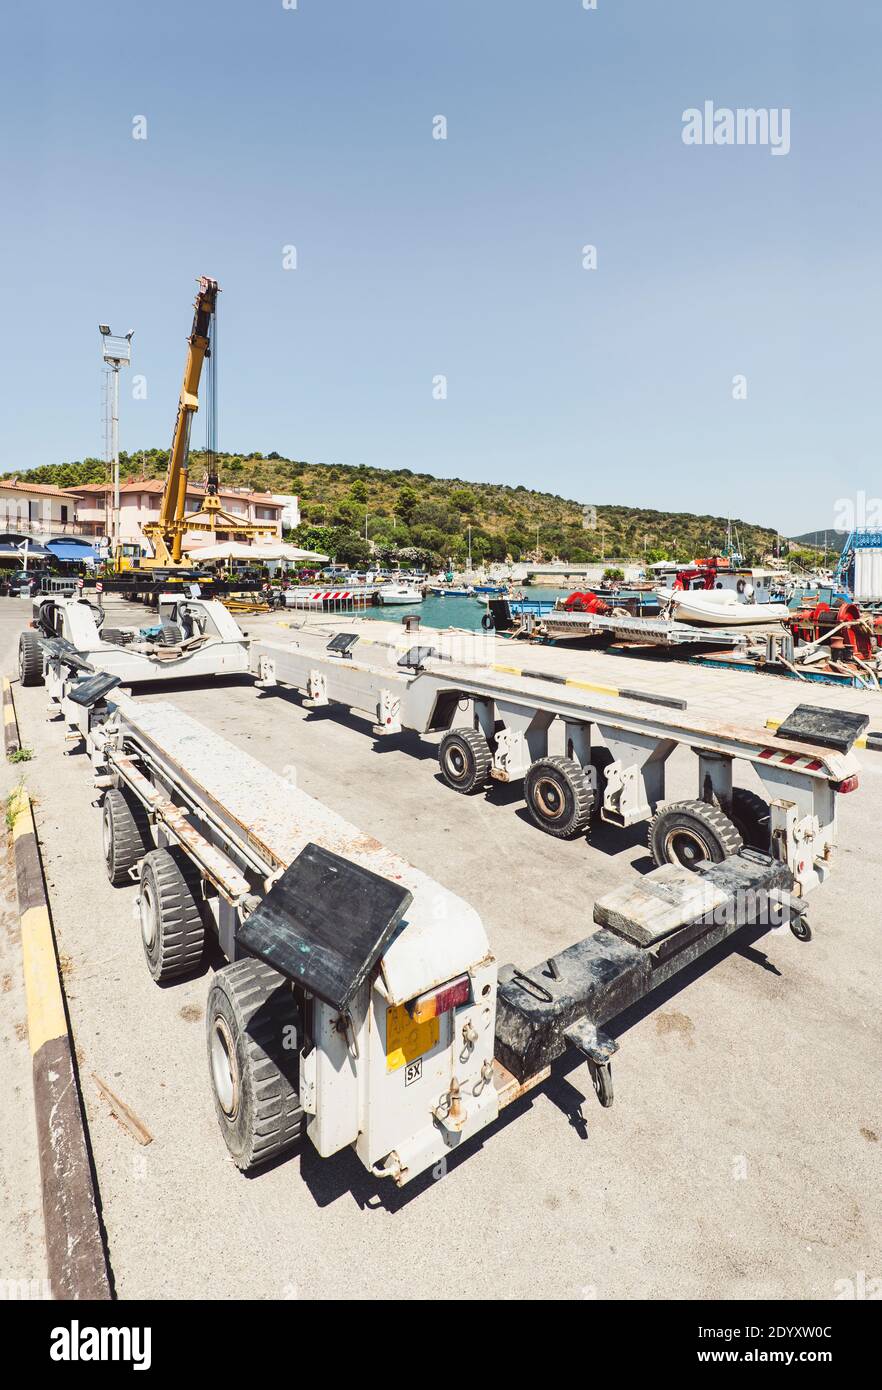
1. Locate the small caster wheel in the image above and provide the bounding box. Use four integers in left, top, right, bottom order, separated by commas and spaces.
588, 1058, 614, 1108
790, 915, 812, 943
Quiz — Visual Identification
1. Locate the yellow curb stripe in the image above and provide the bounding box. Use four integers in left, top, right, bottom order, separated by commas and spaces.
10, 790, 31, 837
764, 717, 869, 750
490, 663, 625, 699
20, 904, 67, 1055
564, 677, 621, 698
8, 790, 66, 1053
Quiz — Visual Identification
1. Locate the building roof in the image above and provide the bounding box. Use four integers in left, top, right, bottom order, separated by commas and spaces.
0, 478, 78, 498
68, 479, 283, 508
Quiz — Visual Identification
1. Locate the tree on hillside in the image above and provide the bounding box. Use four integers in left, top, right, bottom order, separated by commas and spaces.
333, 500, 361, 528
290, 523, 336, 556
450, 487, 478, 514
334, 532, 372, 567
395, 485, 419, 524
18, 459, 108, 488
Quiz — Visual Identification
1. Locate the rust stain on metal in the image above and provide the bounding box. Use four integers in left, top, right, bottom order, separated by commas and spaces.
111, 753, 251, 900
350, 834, 384, 853
492, 1059, 551, 1109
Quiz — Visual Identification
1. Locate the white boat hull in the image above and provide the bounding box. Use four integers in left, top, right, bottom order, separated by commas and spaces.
661, 589, 789, 626
378, 586, 423, 605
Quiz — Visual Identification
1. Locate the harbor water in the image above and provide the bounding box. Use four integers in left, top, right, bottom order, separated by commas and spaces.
365, 587, 570, 630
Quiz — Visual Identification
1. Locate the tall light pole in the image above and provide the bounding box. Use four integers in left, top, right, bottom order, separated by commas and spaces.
99, 325, 133, 556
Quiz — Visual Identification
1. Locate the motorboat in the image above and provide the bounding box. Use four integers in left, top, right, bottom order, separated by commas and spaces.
377, 582, 423, 605
659, 588, 789, 626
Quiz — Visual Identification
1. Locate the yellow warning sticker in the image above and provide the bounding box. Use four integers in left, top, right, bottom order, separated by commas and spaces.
386, 1003, 439, 1073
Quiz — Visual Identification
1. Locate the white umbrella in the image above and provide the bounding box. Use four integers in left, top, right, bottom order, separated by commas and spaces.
184, 541, 253, 561
184, 540, 329, 564
231, 542, 329, 564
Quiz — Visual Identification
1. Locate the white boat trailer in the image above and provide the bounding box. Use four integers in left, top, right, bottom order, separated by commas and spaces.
19, 594, 251, 693
527, 608, 755, 647
54, 671, 825, 1188
251, 630, 864, 898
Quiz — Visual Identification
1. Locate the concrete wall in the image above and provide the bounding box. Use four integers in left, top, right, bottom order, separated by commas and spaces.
525, 562, 643, 585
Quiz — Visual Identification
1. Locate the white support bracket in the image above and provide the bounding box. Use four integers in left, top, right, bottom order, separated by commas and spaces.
303, 669, 328, 707
372, 688, 402, 735
597, 726, 676, 827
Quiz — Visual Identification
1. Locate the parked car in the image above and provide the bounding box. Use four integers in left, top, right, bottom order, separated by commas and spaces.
2, 569, 40, 597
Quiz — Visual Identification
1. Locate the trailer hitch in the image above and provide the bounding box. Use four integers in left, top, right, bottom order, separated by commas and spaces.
495, 850, 796, 1111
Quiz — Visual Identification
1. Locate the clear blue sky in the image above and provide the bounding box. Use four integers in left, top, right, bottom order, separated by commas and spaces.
1, 1, 879, 534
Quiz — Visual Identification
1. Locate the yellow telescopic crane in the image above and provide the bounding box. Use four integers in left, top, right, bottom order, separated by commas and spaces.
141, 276, 274, 568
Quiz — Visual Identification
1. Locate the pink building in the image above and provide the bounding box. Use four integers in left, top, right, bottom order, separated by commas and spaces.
0, 479, 84, 536
69, 480, 288, 554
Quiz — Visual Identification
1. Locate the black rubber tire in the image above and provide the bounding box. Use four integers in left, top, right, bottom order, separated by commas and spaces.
206, 958, 304, 1172
438, 728, 492, 794
18, 631, 44, 687
481, 612, 494, 630
524, 756, 593, 839
648, 799, 743, 870
729, 788, 772, 852
589, 1060, 614, 1108
587, 746, 614, 820
102, 788, 152, 886
138, 847, 205, 982
790, 915, 812, 943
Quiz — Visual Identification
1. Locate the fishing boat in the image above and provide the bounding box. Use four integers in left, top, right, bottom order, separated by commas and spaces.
430, 585, 476, 597
660, 588, 789, 626
377, 582, 423, 605
508, 596, 556, 616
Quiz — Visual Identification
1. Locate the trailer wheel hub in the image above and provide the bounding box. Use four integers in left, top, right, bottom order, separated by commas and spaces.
210, 1016, 239, 1118
662, 826, 710, 870
533, 775, 564, 820
445, 746, 466, 779
139, 880, 157, 949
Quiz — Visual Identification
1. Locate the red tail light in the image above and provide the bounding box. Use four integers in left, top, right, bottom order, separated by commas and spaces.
833, 775, 860, 794
407, 974, 471, 1025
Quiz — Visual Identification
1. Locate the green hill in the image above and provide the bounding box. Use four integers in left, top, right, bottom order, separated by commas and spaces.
14, 450, 790, 569
790, 529, 848, 552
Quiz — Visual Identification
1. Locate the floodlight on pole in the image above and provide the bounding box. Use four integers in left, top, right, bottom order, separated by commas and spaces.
98, 323, 133, 554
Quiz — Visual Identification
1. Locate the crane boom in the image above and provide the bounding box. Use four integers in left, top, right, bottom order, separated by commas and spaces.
140, 276, 274, 569
158, 276, 216, 561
